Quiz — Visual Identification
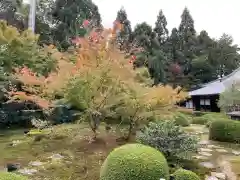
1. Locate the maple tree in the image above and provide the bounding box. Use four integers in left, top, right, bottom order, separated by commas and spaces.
3, 18, 187, 138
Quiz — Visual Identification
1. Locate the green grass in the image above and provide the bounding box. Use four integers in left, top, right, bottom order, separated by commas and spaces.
1, 120, 233, 180
0, 124, 124, 180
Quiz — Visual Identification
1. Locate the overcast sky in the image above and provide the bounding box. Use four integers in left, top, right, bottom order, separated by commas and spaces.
92, 0, 240, 46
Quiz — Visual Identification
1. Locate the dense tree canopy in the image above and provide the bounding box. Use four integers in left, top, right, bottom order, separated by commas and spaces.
1, 2, 240, 89
128, 7, 240, 89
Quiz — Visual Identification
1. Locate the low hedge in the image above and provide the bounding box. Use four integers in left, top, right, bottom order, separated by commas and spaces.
172, 168, 200, 180
192, 113, 229, 126
209, 120, 240, 143
192, 117, 208, 125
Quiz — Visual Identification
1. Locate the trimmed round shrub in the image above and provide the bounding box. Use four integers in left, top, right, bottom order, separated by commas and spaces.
100, 143, 170, 180
173, 113, 190, 127
172, 168, 200, 180
209, 120, 240, 143
0, 172, 28, 180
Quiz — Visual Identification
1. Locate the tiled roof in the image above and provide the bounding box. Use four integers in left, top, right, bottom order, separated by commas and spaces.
189, 81, 225, 96
189, 67, 240, 96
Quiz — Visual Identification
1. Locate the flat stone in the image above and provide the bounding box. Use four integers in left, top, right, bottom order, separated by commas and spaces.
207, 145, 222, 149
199, 140, 210, 145
205, 176, 218, 180
193, 155, 209, 160
211, 172, 226, 180
12, 140, 22, 146
8, 140, 22, 147
215, 149, 228, 153
200, 148, 213, 152
198, 152, 212, 157
18, 168, 37, 175
199, 162, 215, 169
232, 150, 240, 156
49, 154, 64, 160
29, 161, 44, 167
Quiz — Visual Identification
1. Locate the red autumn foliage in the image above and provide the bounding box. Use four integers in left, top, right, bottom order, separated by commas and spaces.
82, 19, 90, 27
169, 63, 182, 75
9, 19, 125, 110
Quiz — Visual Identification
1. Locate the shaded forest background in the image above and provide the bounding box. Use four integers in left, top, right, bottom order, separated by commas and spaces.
1, 0, 239, 90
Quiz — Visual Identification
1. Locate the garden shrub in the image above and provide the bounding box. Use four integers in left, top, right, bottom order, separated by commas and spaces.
137, 121, 198, 161
49, 104, 81, 125
172, 168, 200, 180
0, 101, 47, 128
192, 117, 208, 125
173, 112, 190, 126
0, 172, 28, 180
209, 120, 240, 143
192, 113, 230, 126
192, 111, 205, 116
100, 143, 170, 180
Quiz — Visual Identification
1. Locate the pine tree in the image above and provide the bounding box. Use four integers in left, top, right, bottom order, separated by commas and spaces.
116, 7, 132, 51
178, 7, 197, 75
153, 10, 169, 45
179, 7, 196, 39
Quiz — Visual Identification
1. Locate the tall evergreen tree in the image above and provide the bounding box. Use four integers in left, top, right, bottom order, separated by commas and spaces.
179, 7, 196, 39
132, 22, 167, 85
178, 7, 197, 75
153, 10, 169, 45
115, 7, 132, 51
165, 28, 185, 87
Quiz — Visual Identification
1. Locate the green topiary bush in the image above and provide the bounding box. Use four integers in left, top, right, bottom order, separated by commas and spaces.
172, 168, 200, 180
173, 112, 190, 127
209, 120, 240, 143
100, 143, 170, 180
0, 172, 28, 180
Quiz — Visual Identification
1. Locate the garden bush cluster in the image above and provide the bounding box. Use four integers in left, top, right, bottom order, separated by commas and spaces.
137, 120, 198, 161
209, 119, 240, 143
192, 112, 230, 127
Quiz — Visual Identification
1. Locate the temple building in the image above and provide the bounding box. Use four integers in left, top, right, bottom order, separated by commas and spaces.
185, 67, 240, 112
